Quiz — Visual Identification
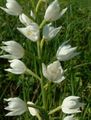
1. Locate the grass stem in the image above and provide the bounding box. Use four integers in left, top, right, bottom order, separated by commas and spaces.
36, 0, 42, 14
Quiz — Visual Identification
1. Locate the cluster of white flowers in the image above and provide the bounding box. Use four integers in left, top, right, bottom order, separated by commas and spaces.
0, 0, 84, 119
4, 95, 84, 119
42, 41, 79, 83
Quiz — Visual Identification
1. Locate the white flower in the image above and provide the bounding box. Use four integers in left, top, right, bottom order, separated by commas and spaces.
5, 59, 27, 74
43, 23, 62, 40
27, 101, 38, 116
63, 115, 76, 120
61, 96, 84, 114
17, 23, 40, 42
19, 13, 33, 26
4, 97, 27, 116
56, 41, 80, 61
0, 0, 22, 16
42, 61, 65, 83
44, 0, 67, 21
0, 41, 24, 59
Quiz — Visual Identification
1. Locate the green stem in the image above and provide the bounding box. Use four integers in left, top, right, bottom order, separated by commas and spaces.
37, 39, 46, 110
40, 37, 45, 55
40, 73, 46, 109
26, 68, 41, 81
39, 19, 46, 29
47, 82, 52, 110
37, 113, 42, 120
69, 61, 74, 95
48, 106, 61, 115
36, 0, 42, 13
71, 69, 74, 95
37, 40, 41, 59
22, 75, 29, 120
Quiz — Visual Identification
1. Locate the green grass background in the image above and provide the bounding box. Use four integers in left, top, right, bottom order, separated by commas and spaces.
0, 0, 91, 120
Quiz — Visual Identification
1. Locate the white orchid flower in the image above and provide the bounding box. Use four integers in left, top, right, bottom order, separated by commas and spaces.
56, 41, 80, 61
19, 13, 33, 26
61, 96, 84, 114
0, 0, 22, 16
43, 23, 62, 40
0, 41, 24, 59
4, 97, 27, 116
5, 59, 27, 74
44, 0, 67, 21
42, 61, 65, 83
17, 23, 40, 42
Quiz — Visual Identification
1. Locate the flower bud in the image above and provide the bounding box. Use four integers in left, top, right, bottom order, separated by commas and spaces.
27, 102, 38, 116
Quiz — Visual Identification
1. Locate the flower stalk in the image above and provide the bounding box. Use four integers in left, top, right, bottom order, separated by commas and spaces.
37, 39, 46, 110
37, 40, 41, 59
40, 73, 47, 109
40, 37, 45, 55
37, 114, 42, 120
39, 19, 46, 29
26, 68, 41, 81
48, 106, 61, 115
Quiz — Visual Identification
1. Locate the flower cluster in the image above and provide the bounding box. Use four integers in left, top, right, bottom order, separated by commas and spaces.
0, 0, 84, 120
